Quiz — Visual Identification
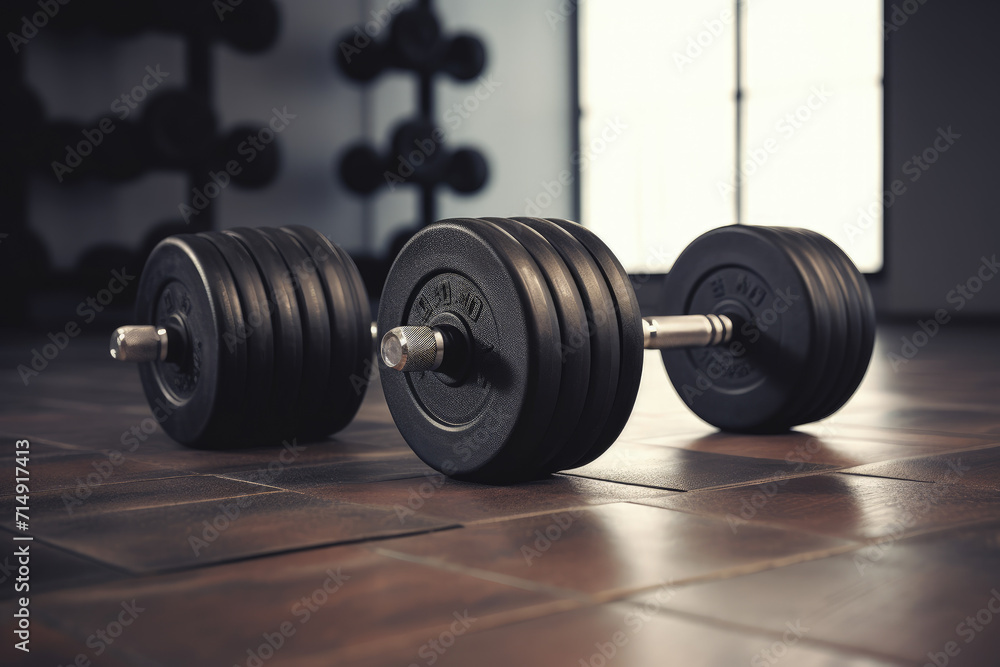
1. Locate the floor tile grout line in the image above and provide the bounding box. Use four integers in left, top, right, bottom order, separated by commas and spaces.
0, 527, 136, 577
120, 523, 464, 577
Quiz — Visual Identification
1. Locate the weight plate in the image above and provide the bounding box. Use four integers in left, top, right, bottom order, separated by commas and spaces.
776, 228, 857, 423
327, 238, 375, 416
257, 227, 333, 439
511, 217, 619, 471
135, 235, 247, 447
763, 227, 844, 426
546, 218, 644, 465
332, 240, 375, 371
284, 225, 352, 438
481, 217, 591, 474
200, 231, 275, 443
659, 225, 815, 432
284, 225, 365, 436
378, 219, 562, 481
225, 227, 304, 443
808, 232, 876, 418
749, 226, 834, 429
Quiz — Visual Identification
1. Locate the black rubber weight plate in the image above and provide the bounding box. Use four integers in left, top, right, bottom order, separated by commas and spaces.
256, 227, 333, 440
332, 240, 375, 388
764, 227, 846, 426
225, 227, 304, 443
332, 240, 376, 401
659, 225, 816, 432
283, 225, 352, 438
748, 226, 834, 429
136, 235, 246, 447
285, 225, 370, 435
378, 219, 562, 482
511, 217, 620, 471
776, 228, 857, 423
480, 217, 591, 474
316, 229, 374, 427
199, 231, 276, 443
808, 231, 876, 418
546, 218, 644, 465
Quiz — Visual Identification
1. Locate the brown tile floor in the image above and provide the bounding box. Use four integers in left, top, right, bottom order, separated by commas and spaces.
0, 325, 999, 666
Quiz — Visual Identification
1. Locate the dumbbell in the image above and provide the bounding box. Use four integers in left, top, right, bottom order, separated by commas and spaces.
377, 217, 876, 483
51, 0, 280, 52
110, 227, 371, 448
339, 118, 488, 196
142, 92, 281, 187
335, 5, 486, 82
142, 90, 218, 170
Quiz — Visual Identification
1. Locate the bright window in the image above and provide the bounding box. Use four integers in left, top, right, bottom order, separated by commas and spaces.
581, 0, 883, 273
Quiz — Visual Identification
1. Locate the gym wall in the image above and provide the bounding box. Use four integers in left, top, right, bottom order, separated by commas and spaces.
16, 0, 574, 269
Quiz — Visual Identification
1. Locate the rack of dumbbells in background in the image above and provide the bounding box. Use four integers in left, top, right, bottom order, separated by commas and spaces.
0, 1, 280, 325
333, 0, 490, 296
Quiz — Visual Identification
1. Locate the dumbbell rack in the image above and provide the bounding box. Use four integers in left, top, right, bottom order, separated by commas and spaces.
0, 1, 281, 325
333, 0, 490, 290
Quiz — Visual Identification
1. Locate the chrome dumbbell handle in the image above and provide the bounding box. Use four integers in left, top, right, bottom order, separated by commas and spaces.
109, 326, 169, 362
380, 314, 735, 374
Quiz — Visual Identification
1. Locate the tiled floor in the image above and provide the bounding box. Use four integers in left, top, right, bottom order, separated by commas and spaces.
1, 325, 998, 666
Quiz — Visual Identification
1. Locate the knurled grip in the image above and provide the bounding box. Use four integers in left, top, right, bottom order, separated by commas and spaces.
381, 326, 443, 372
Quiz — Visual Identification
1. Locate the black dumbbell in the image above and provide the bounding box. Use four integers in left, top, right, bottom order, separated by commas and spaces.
211, 125, 281, 189
339, 119, 488, 196
141, 90, 218, 169
109, 227, 371, 448
376, 218, 876, 483
49, 0, 280, 51
335, 6, 485, 82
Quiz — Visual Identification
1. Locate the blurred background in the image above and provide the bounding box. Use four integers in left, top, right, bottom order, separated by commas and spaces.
1, 0, 998, 332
